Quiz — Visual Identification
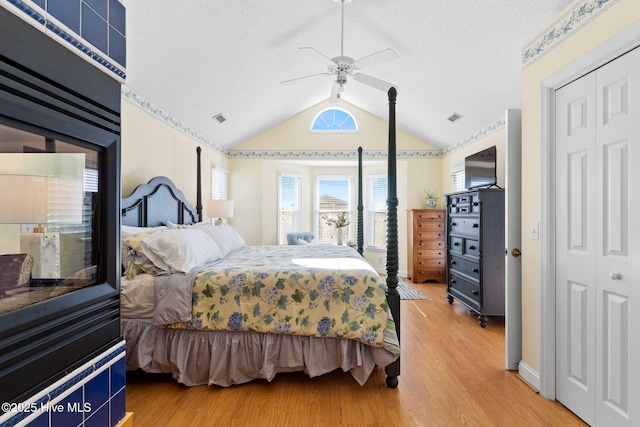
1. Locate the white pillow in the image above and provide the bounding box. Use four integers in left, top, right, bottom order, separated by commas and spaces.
194, 223, 246, 256
140, 228, 223, 273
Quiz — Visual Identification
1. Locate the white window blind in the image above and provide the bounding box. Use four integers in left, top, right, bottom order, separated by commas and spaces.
316, 176, 351, 243
368, 174, 387, 248
452, 161, 465, 192
278, 173, 301, 245
211, 164, 229, 200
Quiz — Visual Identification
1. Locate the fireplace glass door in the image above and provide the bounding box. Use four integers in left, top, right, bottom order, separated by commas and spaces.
0, 124, 102, 313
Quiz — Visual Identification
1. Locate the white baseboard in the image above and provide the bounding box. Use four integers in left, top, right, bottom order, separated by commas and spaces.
518, 361, 541, 392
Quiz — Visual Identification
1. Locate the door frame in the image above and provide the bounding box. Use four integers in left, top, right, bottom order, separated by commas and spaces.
538, 22, 640, 400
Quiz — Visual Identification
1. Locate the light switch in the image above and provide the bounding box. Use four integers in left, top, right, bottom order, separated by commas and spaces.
530, 221, 539, 240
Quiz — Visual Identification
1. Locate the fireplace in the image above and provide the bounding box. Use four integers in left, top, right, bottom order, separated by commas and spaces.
0, 5, 122, 413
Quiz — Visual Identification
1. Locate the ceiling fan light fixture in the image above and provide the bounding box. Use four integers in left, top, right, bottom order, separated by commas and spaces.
447, 112, 463, 123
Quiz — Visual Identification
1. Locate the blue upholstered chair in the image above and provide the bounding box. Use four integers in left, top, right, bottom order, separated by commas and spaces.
286, 232, 316, 245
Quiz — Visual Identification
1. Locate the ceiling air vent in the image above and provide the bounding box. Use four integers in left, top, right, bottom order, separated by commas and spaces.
447, 112, 463, 123
213, 113, 226, 123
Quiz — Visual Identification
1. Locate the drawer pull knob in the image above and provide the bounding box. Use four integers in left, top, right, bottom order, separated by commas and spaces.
451, 260, 456, 265
472, 268, 479, 273
451, 222, 457, 226
473, 202, 479, 206
453, 242, 460, 246
472, 223, 479, 228
472, 290, 479, 296
451, 279, 456, 284
468, 245, 476, 250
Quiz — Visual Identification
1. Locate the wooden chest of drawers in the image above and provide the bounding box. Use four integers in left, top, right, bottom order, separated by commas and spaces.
407, 209, 446, 283
445, 189, 504, 327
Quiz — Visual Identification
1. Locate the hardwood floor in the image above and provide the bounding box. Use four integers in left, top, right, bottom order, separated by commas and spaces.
125, 282, 587, 426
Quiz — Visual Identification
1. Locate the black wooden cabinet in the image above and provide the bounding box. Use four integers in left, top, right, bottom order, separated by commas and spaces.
445, 189, 505, 327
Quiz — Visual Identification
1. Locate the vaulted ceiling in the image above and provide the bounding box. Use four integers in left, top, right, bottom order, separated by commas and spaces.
123, 0, 572, 150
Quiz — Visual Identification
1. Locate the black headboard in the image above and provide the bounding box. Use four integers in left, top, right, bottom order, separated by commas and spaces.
121, 176, 199, 226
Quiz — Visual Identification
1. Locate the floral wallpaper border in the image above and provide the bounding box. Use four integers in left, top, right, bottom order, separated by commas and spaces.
125, 86, 506, 160
521, 0, 620, 69
122, 86, 228, 157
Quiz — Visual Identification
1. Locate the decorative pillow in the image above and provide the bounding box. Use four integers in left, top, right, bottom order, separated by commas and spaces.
194, 222, 246, 256
123, 229, 168, 277
121, 225, 167, 271
140, 228, 224, 273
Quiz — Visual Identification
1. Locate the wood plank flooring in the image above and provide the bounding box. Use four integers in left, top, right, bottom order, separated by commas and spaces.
125, 282, 587, 426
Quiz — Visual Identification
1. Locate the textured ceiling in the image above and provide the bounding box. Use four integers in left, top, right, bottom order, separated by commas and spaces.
123, 0, 572, 150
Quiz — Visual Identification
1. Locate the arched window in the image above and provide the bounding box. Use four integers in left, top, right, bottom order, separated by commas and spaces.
310, 107, 358, 132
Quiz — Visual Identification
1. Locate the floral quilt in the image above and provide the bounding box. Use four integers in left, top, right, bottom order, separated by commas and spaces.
166, 245, 399, 354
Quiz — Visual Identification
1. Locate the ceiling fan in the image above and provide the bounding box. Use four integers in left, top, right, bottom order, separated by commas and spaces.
280, 0, 398, 103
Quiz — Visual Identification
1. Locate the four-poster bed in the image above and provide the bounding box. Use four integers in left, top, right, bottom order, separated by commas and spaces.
120, 88, 401, 387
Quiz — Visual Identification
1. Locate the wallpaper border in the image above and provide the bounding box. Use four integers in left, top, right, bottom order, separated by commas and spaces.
521, 0, 620, 69
123, 86, 505, 160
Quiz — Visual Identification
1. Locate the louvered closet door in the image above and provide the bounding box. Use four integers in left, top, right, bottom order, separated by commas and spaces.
555, 46, 640, 426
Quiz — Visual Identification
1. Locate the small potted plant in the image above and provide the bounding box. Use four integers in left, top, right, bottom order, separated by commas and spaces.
424, 189, 438, 209
323, 211, 351, 245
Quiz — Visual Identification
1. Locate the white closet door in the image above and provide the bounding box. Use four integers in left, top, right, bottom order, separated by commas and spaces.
593, 47, 640, 427
556, 46, 640, 427
555, 69, 597, 426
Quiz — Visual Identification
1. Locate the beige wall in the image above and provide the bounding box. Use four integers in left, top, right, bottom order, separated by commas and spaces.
121, 100, 227, 208
230, 100, 443, 273
520, 0, 640, 373
440, 128, 506, 196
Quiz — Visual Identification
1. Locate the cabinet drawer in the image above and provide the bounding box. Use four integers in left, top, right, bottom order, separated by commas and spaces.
416, 239, 445, 250
465, 239, 480, 257
449, 236, 464, 254
416, 230, 445, 241
448, 273, 480, 308
415, 210, 445, 221
449, 216, 479, 236
449, 254, 480, 281
417, 257, 446, 269
416, 221, 444, 232
417, 249, 444, 259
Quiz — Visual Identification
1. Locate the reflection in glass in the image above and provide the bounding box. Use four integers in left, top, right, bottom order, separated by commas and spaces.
0, 124, 101, 314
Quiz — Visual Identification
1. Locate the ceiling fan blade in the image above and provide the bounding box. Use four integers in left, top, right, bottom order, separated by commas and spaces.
280, 73, 331, 85
353, 73, 397, 92
299, 47, 336, 67
329, 81, 341, 103
351, 48, 398, 70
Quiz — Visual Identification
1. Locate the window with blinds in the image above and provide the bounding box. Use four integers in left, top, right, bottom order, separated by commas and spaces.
278, 173, 301, 245
316, 176, 351, 243
368, 174, 387, 248
211, 164, 229, 200
452, 161, 465, 192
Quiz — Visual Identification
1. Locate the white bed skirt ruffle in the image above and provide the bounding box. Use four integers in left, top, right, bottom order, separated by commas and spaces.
122, 318, 398, 387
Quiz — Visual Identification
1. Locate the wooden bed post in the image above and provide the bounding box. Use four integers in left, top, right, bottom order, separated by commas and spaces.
385, 87, 400, 388
196, 146, 203, 222
357, 146, 364, 256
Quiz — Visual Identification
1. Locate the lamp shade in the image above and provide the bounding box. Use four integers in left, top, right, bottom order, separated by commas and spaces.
207, 200, 234, 219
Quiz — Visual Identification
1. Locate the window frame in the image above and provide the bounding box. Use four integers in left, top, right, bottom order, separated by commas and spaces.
367, 173, 387, 249
211, 163, 229, 200
309, 107, 359, 133
315, 174, 352, 244
278, 172, 302, 245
